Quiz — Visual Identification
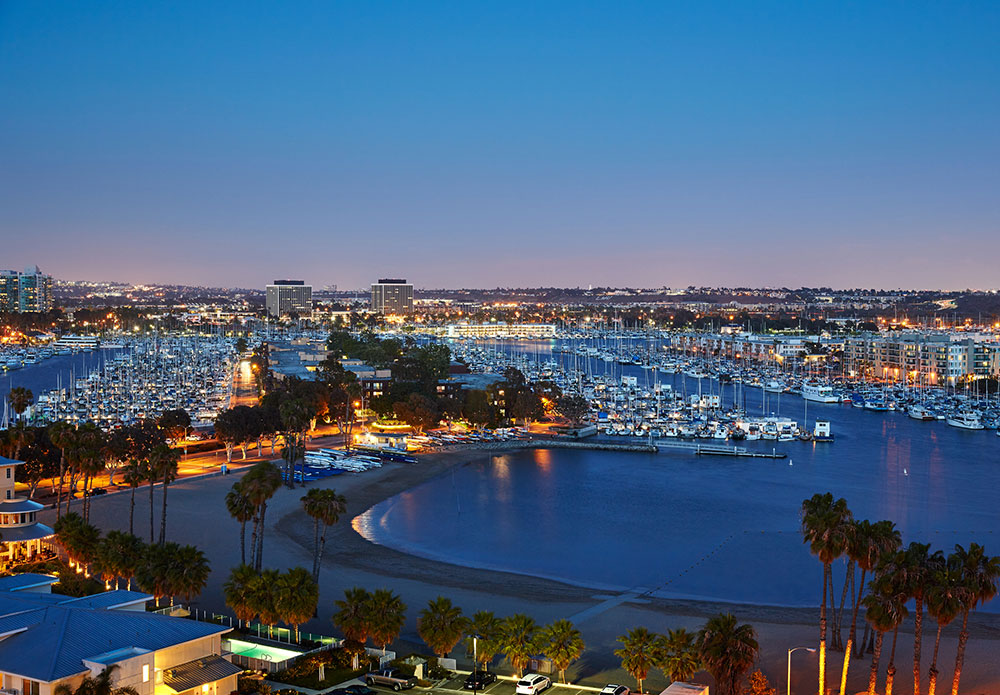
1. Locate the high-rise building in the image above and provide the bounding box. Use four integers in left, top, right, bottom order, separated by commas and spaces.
265, 279, 313, 317
0, 266, 53, 313
371, 278, 414, 314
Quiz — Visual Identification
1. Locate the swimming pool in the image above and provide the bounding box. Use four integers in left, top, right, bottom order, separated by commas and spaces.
224, 638, 303, 662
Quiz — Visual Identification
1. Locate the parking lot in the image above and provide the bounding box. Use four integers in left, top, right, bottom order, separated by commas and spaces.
405, 675, 597, 695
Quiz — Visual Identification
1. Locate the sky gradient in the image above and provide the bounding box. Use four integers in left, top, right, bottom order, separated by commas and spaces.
2, 1, 998, 290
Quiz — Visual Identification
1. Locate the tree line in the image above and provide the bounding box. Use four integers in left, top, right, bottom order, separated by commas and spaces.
801, 492, 1000, 695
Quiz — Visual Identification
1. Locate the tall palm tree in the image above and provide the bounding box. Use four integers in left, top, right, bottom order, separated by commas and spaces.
659, 628, 703, 683
539, 619, 584, 684
368, 588, 407, 654
224, 563, 260, 626
950, 543, 1000, 695
863, 578, 907, 695
98, 530, 144, 590
333, 587, 374, 669
697, 613, 759, 695
47, 421, 74, 519
170, 544, 210, 603
467, 610, 503, 671
149, 444, 180, 545
121, 458, 147, 536
925, 561, 963, 695
7, 387, 33, 426
250, 568, 282, 639
301, 487, 347, 581
419, 596, 468, 658
53, 511, 100, 573
226, 481, 255, 565
800, 492, 852, 695
274, 567, 318, 642
841, 519, 901, 695
136, 541, 175, 606
54, 664, 137, 695
615, 627, 660, 694
501, 613, 538, 678
243, 461, 282, 570
892, 542, 943, 695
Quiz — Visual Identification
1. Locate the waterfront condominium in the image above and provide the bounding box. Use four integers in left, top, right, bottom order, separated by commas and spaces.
371, 278, 414, 314
265, 279, 313, 317
0, 266, 53, 313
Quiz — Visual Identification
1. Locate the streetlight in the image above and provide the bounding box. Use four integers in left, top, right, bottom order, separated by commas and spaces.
472, 635, 478, 695
786, 646, 816, 695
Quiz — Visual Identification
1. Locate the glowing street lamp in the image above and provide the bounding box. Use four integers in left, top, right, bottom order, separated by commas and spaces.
786, 646, 816, 695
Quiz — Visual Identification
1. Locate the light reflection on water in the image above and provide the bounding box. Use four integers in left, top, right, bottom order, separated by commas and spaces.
355, 400, 1000, 612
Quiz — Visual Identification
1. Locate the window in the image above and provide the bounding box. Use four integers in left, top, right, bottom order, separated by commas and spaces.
143, 664, 150, 682
5, 468, 9, 478
23, 679, 40, 695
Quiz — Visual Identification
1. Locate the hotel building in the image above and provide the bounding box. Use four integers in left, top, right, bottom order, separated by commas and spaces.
265, 280, 312, 317
0, 267, 53, 313
370, 279, 413, 314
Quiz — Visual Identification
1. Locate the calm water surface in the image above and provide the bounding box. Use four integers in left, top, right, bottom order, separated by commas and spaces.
357, 339, 1000, 611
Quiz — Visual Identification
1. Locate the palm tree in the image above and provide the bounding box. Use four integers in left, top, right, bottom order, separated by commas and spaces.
149, 444, 180, 545
925, 561, 963, 695
892, 542, 942, 695
301, 487, 347, 581
333, 587, 373, 668
659, 628, 702, 683
539, 619, 584, 684
950, 543, 1000, 695
121, 458, 147, 536
250, 568, 282, 638
501, 613, 538, 678
170, 544, 210, 603
97, 530, 142, 589
467, 610, 503, 671
274, 567, 318, 642
136, 541, 175, 606
226, 481, 255, 565
863, 578, 907, 695
243, 461, 282, 570
47, 421, 74, 519
800, 492, 852, 695
53, 512, 100, 573
615, 627, 660, 694
224, 564, 260, 626
419, 596, 467, 658
54, 664, 137, 695
368, 588, 407, 654
7, 387, 33, 426
697, 613, 759, 695
840, 520, 901, 695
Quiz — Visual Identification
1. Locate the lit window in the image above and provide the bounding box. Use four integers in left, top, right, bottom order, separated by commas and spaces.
143, 665, 149, 682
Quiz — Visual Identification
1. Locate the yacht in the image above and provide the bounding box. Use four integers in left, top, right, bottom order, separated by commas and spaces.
908, 405, 937, 421
802, 382, 839, 403
946, 412, 985, 430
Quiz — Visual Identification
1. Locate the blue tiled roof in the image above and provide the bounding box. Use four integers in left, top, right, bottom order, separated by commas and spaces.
0, 573, 58, 592
61, 590, 151, 609
0, 589, 230, 682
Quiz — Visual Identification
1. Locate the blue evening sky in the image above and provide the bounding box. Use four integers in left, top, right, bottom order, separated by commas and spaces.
1, 1, 998, 289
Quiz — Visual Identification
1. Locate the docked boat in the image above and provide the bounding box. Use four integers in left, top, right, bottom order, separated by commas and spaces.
946, 412, 985, 430
908, 405, 937, 421
802, 381, 839, 403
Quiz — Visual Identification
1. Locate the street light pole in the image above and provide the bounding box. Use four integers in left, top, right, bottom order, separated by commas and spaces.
473, 636, 478, 695
787, 646, 817, 695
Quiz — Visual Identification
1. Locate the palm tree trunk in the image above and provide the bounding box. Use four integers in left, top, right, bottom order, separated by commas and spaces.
834, 558, 855, 650
820, 561, 830, 695
149, 472, 156, 543
129, 486, 136, 535
249, 511, 260, 570
240, 519, 247, 565
158, 479, 169, 544
914, 594, 924, 695
312, 517, 320, 580
317, 526, 328, 580
256, 501, 267, 570
56, 456, 66, 519
928, 623, 943, 695
868, 631, 884, 695
950, 609, 970, 695
886, 625, 900, 695
851, 568, 868, 658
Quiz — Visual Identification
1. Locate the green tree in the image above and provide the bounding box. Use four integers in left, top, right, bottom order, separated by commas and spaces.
170, 544, 210, 604
501, 613, 539, 678
863, 577, 907, 695
659, 628, 703, 683
555, 395, 590, 426
539, 619, 584, 683
121, 458, 148, 536
224, 563, 260, 625
925, 561, 963, 695
615, 627, 660, 693
149, 444, 180, 545
301, 488, 348, 581
742, 670, 776, 695
368, 588, 407, 654
54, 664, 138, 695
800, 492, 852, 695
418, 596, 468, 658
275, 567, 319, 641
7, 386, 33, 426
950, 543, 1000, 695
242, 461, 282, 570
226, 481, 255, 566
466, 610, 503, 670
697, 613, 759, 695
250, 568, 283, 639
53, 512, 100, 572
333, 587, 374, 669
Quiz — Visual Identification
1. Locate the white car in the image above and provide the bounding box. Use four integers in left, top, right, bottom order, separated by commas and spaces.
601, 686, 631, 695
516, 674, 551, 695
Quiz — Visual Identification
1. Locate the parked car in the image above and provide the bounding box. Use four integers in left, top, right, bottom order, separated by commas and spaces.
601, 685, 631, 695
516, 674, 551, 695
464, 671, 498, 690
366, 669, 417, 691
345, 686, 378, 695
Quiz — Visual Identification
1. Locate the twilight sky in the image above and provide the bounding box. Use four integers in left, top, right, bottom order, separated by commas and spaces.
1, 1, 998, 290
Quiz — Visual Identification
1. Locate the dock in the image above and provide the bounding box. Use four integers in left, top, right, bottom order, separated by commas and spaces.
655, 440, 787, 458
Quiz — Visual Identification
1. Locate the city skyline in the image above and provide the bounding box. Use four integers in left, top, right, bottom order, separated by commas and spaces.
2, 2, 999, 289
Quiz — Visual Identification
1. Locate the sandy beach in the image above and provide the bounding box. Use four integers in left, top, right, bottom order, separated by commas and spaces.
47, 445, 1000, 694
